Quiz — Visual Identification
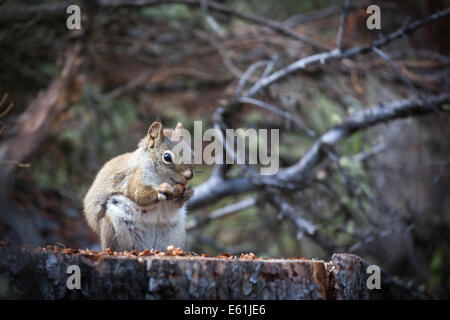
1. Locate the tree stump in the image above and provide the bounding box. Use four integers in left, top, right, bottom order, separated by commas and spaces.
0, 246, 368, 299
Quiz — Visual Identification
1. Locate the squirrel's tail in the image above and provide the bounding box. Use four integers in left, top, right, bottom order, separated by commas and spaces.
83, 189, 106, 234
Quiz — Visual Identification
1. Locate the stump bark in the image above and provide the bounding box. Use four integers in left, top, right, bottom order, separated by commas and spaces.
0, 246, 368, 299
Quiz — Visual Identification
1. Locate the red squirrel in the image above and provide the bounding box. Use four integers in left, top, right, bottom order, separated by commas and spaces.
83, 121, 194, 252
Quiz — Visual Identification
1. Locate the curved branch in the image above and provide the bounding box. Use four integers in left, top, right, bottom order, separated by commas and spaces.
188, 93, 450, 210
274, 93, 450, 183
246, 7, 450, 96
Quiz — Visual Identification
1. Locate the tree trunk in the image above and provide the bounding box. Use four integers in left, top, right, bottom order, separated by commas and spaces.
0, 246, 368, 299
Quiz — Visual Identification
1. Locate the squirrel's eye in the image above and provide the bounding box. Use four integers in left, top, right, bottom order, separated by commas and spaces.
162, 151, 173, 164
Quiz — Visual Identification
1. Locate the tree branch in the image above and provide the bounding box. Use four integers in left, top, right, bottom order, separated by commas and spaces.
0, 0, 327, 49
188, 93, 450, 209
246, 7, 450, 97
186, 197, 257, 230
336, 0, 350, 50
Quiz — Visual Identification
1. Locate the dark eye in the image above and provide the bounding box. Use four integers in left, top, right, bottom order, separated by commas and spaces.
162, 152, 173, 164
164, 153, 172, 162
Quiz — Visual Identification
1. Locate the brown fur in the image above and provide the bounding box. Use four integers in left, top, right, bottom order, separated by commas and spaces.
83, 122, 194, 251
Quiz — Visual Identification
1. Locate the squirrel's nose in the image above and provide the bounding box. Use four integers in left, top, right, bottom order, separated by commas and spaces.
183, 169, 194, 180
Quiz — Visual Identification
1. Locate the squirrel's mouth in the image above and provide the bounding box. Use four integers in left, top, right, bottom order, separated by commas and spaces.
170, 177, 185, 185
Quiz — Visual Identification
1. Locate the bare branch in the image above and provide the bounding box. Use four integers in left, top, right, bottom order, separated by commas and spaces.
247, 7, 450, 97
186, 197, 257, 230
0, 0, 327, 49
188, 93, 450, 209
269, 193, 336, 253
284, 4, 342, 28
237, 97, 317, 137
372, 47, 444, 115
347, 142, 387, 163
197, 31, 243, 78
282, 2, 371, 28
199, 0, 225, 37
0, 44, 83, 190
348, 224, 415, 253
235, 60, 269, 96
274, 93, 450, 184
336, 0, 350, 50
0, 93, 14, 119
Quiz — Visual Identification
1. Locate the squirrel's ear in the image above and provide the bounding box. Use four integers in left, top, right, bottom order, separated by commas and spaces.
148, 122, 164, 148
175, 122, 184, 141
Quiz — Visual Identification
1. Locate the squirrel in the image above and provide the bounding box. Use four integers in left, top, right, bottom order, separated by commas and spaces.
83, 121, 194, 252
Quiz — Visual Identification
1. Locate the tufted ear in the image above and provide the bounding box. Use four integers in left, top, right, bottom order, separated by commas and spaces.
175, 122, 184, 141
147, 122, 164, 148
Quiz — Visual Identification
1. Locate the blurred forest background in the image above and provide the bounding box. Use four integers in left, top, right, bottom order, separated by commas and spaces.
0, 0, 450, 299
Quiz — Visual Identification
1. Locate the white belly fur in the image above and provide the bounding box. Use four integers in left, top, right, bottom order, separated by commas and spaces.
105, 194, 186, 251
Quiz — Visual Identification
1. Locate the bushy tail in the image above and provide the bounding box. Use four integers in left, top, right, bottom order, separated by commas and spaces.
83, 189, 107, 234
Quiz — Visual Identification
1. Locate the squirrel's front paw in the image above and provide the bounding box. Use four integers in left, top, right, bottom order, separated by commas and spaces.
157, 182, 172, 200
157, 182, 183, 201
174, 184, 193, 203
157, 183, 191, 202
